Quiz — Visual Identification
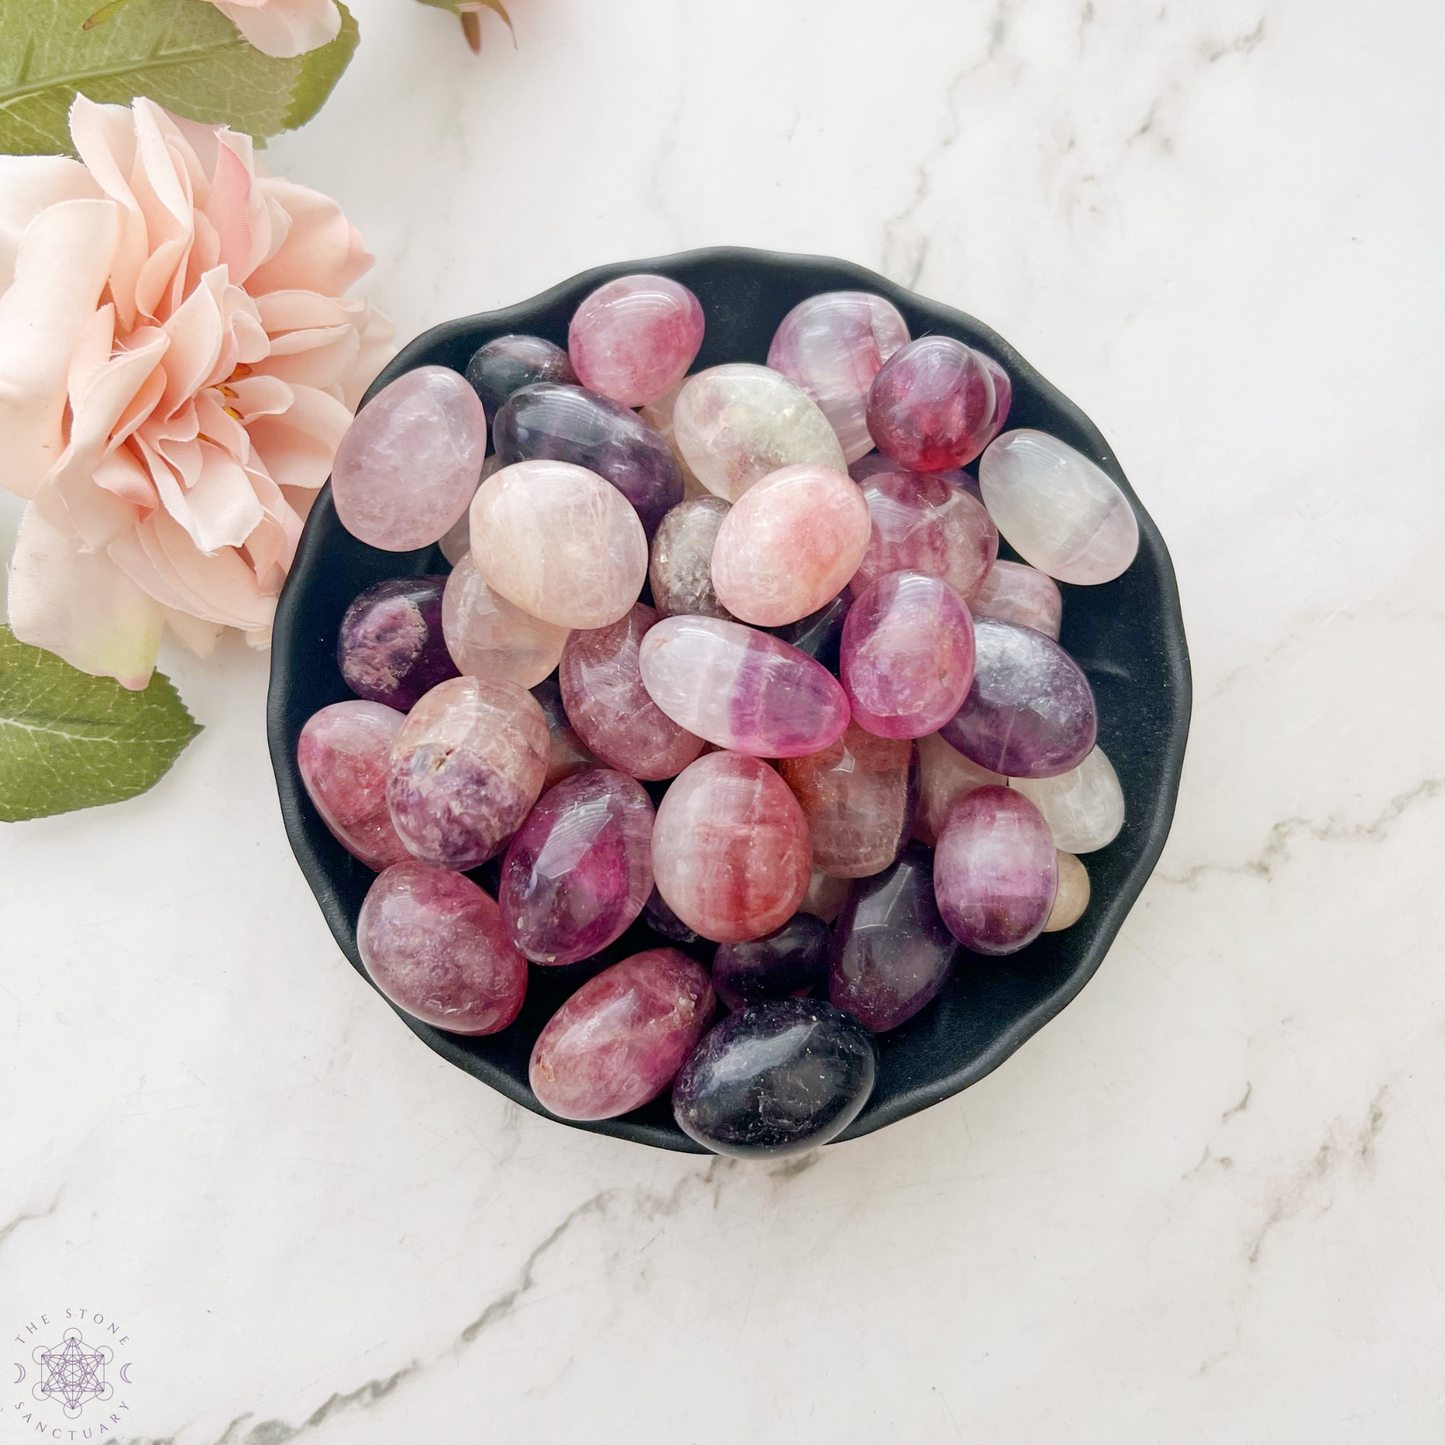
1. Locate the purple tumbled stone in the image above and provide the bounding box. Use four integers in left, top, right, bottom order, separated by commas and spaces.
941, 618, 1097, 778
338, 576, 459, 711
934, 785, 1058, 955
642, 886, 705, 947
969, 560, 1063, 639
464, 334, 576, 424
771, 590, 851, 672
499, 769, 654, 965
712, 913, 830, 1012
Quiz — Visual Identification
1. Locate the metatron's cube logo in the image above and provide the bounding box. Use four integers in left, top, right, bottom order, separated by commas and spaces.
32, 1328, 113, 1419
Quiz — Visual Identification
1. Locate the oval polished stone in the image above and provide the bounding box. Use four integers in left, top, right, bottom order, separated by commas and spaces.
912, 730, 1005, 846
841, 572, 976, 739
469, 459, 648, 629
464, 334, 576, 423
386, 676, 549, 870
969, 559, 1063, 639
934, 785, 1058, 955
851, 469, 998, 601
771, 591, 851, 673
530, 673, 600, 789
357, 861, 527, 1034
499, 769, 654, 965
710, 464, 871, 626
1012, 745, 1125, 853
338, 576, 459, 711
651, 752, 812, 943
829, 843, 958, 1032
529, 948, 715, 1120
567, 274, 705, 407
558, 603, 705, 780
672, 363, 846, 502
638, 616, 851, 757
441, 552, 569, 689
778, 723, 914, 880
1045, 851, 1091, 931
673, 997, 876, 1158
296, 701, 411, 871
493, 382, 683, 536
978, 429, 1139, 584
766, 291, 910, 462
712, 913, 830, 1012
941, 618, 1097, 779
333, 366, 487, 551
648, 496, 734, 620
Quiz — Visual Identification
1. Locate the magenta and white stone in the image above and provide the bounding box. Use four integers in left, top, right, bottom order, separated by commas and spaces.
968, 559, 1063, 639
912, 731, 1005, 847
441, 552, 569, 689
1011, 745, 1125, 853
567, 274, 705, 408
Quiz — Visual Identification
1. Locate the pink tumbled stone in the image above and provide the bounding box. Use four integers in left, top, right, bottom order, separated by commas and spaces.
912, 731, 1005, 846
851, 469, 999, 601
357, 861, 527, 1034
559, 603, 705, 780
296, 701, 411, 871
710, 464, 871, 626
529, 948, 715, 1120
841, 572, 976, 739
638, 616, 850, 758
969, 559, 1063, 639
332, 367, 487, 551
652, 752, 813, 943
442, 551, 570, 688
567, 274, 705, 408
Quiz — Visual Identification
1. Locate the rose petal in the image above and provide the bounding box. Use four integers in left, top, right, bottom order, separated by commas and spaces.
0, 155, 102, 292
247, 178, 371, 296
211, 0, 342, 59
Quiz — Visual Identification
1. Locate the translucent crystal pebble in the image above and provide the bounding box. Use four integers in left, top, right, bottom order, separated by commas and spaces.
469, 459, 648, 629
829, 844, 958, 1032
1042, 852, 1088, 932
978, 429, 1139, 584
712, 913, 830, 1012
866, 337, 1007, 473
493, 382, 683, 536
464, 334, 576, 423
710, 464, 871, 626
941, 618, 1097, 779
672, 997, 876, 1158
912, 730, 1004, 846
800, 868, 851, 923
332, 366, 487, 551
672, 364, 846, 502
840, 572, 976, 740
498, 769, 654, 965
969, 559, 1062, 639
934, 785, 1058, 955
357, 861, 527, 1034
338, 576, 459, 711
567, 274, 705, 408
778, 723, 914, 879
648, 496, 734, 620
766, 291, 910, 463
386, 676, 548, 870
441, 553, 569, 689
438, 456, 500, 565
530, 673, 599, 788
851, 469, 998, 601
642, 886, 704, 946
651, 752, 812, 943
529, 948, 714, 1120
558, 603, 705, 780
638, 616, 850, 758
638, 381, 710, 499
1012, 745, 1124, 853
296, 701, 410, 871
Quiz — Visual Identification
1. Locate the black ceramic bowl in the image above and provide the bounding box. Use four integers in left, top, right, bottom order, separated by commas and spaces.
267, 247, 1191, 1153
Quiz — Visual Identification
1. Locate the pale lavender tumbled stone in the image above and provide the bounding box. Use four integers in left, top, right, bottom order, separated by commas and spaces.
332, 367, 487, 551
969, 559, 1063, 639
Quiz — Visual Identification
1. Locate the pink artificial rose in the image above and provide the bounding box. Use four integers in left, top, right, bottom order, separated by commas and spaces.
0, 97, 393, 688
207, 0, 342, 58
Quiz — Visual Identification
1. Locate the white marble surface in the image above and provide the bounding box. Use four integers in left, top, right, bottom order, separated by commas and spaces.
3, 1, 1444, 1440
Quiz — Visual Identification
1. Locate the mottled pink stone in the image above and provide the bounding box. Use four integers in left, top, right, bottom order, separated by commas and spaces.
332, 367, 487, 551
934, 785, 1058, 955
567, 274, 705, 408
529, 948, 715, 1120
912, 731, 1004, 846
851, 470, 998, 601
499, 769, 653, 965
778, 724, 914, 879
558, 603, 705, 780
386, 676, 549, 869
766, 291, 910, 463
637, 616, 850, 758
710, 464, 871, 626
651, 752, 813, 943
841, 572, 976, 740
969, 560, 1063, 639
441, 551, 569, 688
296, 701, 411, 871
357, 861, 527, 1034
531, 673, 600, 788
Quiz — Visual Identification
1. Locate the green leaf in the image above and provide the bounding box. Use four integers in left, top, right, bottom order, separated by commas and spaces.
0, 625, 201, 823
0, 0, 359, 157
